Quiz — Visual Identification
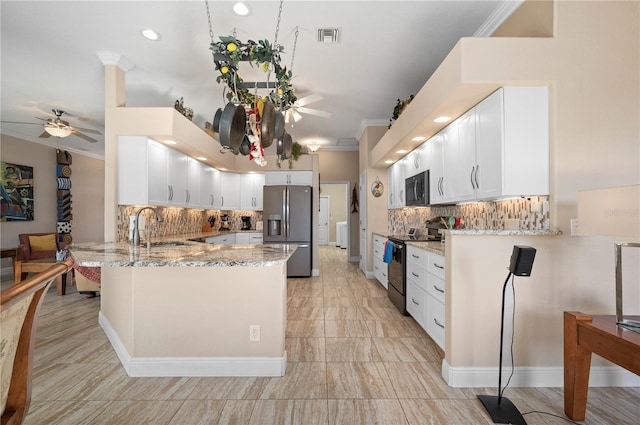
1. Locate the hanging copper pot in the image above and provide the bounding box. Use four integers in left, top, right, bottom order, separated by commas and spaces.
260, 100, 276, 148
218, 102, 246, 150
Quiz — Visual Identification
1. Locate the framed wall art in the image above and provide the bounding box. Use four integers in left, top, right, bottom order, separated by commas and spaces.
1, 161, 34, 221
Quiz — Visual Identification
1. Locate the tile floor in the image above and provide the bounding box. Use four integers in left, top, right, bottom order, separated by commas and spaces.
7, 246, 639, 424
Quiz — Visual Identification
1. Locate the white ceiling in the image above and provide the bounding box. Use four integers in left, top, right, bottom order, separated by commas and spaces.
0, 0, 512, 159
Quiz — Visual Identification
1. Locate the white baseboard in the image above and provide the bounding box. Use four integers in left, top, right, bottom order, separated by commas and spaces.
312, 268, 320, 277
99, 312, 287, 377
364, 270, 375, 280
442, 360, 640, 388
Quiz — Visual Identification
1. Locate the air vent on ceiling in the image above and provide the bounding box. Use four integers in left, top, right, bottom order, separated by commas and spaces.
317, 27, 341, 44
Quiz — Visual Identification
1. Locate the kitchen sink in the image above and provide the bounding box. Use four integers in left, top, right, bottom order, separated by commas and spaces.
150, 241, 187, 247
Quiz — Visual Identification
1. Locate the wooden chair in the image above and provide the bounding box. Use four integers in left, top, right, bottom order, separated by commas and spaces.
15, 234, 72, 296
0, 263, 69, 425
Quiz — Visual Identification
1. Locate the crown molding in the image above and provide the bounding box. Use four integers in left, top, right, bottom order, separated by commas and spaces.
356, 119, 388, 141
96, 50, 135, 72
474, 0, 524, 37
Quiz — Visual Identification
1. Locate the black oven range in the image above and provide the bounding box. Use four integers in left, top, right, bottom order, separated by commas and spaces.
386, 233, 435, 315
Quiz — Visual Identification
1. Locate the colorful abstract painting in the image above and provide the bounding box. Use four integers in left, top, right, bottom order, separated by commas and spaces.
1, 161, 34, 221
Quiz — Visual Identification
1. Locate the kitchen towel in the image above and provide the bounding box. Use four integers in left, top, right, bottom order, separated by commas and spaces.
383, 240, 394, 264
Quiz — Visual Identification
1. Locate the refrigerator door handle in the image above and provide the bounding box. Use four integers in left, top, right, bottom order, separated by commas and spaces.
282, 188, 288, 239
296, 244, 309, 248
285, 188, 290, 238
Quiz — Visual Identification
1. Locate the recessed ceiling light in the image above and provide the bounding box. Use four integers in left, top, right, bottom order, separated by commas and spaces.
218, 167, 228, 171
233, 2, 251, 16
164, 140, 177, 145
396, 149, 408, 154
141, 29, 161, 41
433, 116, 451, 123
384, 160, 394, 164
411, 136, 426, 142
196, 156, 207, 161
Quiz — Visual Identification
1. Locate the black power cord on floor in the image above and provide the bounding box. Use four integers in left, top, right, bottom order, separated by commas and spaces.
521, 410, 582, 424
503, 277, 584, 425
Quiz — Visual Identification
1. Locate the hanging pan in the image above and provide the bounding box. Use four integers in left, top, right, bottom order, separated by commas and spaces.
273, 111, 285, 141
218, 102, 246, 150
282, 132, 293, 159
239, 135, 251, 156
212, 108, 222, 133
276, 132, 285, 159
260, 100, 276, 148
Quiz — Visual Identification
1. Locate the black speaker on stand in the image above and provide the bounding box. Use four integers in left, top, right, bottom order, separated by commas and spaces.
478, 245, 536, 425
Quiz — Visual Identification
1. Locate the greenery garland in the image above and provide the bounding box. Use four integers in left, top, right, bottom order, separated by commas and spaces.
210, 36, 297, 109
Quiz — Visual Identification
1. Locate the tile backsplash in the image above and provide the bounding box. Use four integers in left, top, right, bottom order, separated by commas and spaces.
388, 196, 549, 235
117, 206, 262, 242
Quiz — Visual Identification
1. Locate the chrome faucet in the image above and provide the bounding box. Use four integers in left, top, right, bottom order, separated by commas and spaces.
132, 207, 163, 246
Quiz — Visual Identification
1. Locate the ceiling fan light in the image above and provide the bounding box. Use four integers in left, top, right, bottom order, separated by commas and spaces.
44, 125, 72, 138
292, 110, 303, 122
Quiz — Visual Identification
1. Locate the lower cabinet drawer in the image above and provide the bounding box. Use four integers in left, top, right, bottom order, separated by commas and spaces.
427, 294, 445, 350
373, 257, 388, 289
406, 280, 427, 330
427, 275, 445, 304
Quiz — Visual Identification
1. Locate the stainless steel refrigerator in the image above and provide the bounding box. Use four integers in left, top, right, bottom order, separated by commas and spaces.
263, 185, 312, 277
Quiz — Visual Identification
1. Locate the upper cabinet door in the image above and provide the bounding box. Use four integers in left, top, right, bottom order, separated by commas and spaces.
440, 121, 459, 203
199, 165, 214, 209
167, 148, 188, 206
456, 109, 478, 202
240, 173, 265, 211
264, 171, 312, 186
186, 158, 201, 207
474, 89, 503, 200
220, 172, 240, 210
147, 140, 169, 205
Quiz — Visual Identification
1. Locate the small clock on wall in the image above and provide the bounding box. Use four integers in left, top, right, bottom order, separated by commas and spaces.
371, 177, 384, 198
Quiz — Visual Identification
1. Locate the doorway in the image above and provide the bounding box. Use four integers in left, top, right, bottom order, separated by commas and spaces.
319, 196, 329, 245
319, 182, 350, 258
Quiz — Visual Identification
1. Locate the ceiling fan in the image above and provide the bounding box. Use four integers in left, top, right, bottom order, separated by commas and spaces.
1, 109, 102, 143
284, 94, 332, 124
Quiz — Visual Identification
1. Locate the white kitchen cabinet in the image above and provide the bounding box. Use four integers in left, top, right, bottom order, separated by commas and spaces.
404, 144, 427, 178
118, 137, 168, 206
186, 157, 201, 207
199, 165, 221, 209
452, 87, 549, 202
428, 119, 459, 205
146, 139, 169, 205
372, 234, 388, 289
406, 280, 427, 329
264, 171, 312, 186
166, 148, 188, 206
387, 160, 405, 209
205, 234, 236, 245
240, 173, 265, 211
220, 172, 240, 210
406, 245, 445, 350
426, 135, 444, 205
235, 232, 263, 244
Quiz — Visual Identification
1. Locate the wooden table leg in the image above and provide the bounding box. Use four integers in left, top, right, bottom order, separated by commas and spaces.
564, 311, 593, 421
14, 260, 27, 283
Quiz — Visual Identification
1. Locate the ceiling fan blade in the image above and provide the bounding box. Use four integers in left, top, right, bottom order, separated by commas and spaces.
71, 129, 98, 143
38, 131, 51, 139
296, 93, 323, 107
0, 120, 41, 125
71, 126, 102, 134
297, 106, 332, 118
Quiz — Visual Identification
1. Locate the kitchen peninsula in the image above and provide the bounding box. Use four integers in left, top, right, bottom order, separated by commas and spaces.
69, 238, 295, 377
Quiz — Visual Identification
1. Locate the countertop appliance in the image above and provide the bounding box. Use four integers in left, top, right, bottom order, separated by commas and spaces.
405, 170, 429, 207
425, 216, 448, 241
241, 216, 251, 230
387, 233, 435, 315
219, 214, 230, 230
263, 185, 312, 277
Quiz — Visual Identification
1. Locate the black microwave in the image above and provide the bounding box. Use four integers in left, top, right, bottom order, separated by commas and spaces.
405, 170, 429, 206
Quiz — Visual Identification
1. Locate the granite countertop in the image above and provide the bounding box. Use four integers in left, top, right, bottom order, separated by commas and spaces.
68, 233, 294, 268
405, 241, 445, 255
444, 229, 561, 236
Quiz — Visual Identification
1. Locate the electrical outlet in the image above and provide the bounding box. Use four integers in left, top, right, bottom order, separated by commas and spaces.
570, 219, 579, 236
249, 325, 260, 342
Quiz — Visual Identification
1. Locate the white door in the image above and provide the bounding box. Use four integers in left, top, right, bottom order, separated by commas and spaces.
359, 171, 367, 273
319, 196, 329, 245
